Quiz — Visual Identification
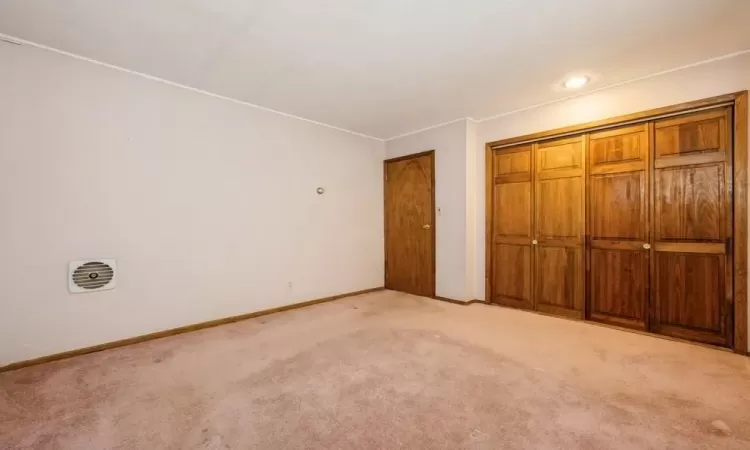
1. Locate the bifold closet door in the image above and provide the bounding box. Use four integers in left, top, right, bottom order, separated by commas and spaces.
490, 145, 534, 309
587, 125, 650, 330
651, 107, 733, 346
534, 135, 585, 317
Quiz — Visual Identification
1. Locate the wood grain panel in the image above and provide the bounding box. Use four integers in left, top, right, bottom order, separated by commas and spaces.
491, 145, 534, 310
655, 164, 724, 241
384, 152, 435, 297
590, 172, 645, 240
733, 91, 748, 354
587, 124, 649, 329
494, 182, 531, 237
654, 152, 724, 169
538, 138, 582, 172
590, 249, 647, 328
654, 253, 726, 339
537, 177, 582, 239
494, 236, 531, 245
590, 127, 644, 165
495, 172, 531, 184
590, 160, 644, 175
655, 109, 727, 158
652, 106, 732, 347
535, 135, 584, 316
536, 246, 582, 312
590, 240, 645, 251
494, 147, 531, 175
654, 242, 725, 254
494, 244, 532, 308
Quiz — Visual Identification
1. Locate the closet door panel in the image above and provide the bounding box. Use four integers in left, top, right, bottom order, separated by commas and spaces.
655, 252, 724, 341
654, 109, 726, 158
655, 164, 724, 241
587, 124, 649, 329
535, 136, 585, 317
494, 244, 532, 307
494, 182, 531, 236
651, 107, 732, 346
590, 249, 647, 327
536, 246, 583, 315
491, 145, 534, 309
589, 172, 645, 239
537, 177, 582, 238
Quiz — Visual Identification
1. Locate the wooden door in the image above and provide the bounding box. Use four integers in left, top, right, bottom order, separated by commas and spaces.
490, 145, 534, 309
651, 108, 733, 346
534, 136, 585, 317
384, 152, 435, 297
587, 125, 650, 329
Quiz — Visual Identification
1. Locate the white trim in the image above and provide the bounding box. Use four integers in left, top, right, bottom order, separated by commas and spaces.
384, 117, 470, 141
0, 33, 385, 142
385, 49, 750, 141
3, 32, 748, 143
476, 49, 750, 123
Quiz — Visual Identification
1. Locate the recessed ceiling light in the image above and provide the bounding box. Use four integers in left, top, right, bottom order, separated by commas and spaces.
564, 76, 589, 89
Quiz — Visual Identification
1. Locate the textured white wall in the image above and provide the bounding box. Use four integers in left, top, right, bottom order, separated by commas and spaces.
0, 43, 385, 365
474, 53, 750, 349
384, 120, 473, 301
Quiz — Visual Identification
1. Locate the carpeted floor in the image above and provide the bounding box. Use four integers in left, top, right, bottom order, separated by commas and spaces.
1, 290, 750, 449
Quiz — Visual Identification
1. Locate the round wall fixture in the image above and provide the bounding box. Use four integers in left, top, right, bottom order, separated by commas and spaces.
316, 187, 325, 194
69, 259, 117, 293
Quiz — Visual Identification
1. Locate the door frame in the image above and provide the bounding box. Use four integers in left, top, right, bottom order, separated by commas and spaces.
485, 91, 749, 354
384, 150, 437, 297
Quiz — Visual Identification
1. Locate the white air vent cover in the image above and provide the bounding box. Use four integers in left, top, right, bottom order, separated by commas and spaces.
69, 259, 117, 293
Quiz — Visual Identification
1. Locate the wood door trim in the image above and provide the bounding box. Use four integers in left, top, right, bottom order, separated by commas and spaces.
488, 92, 742, 149
484, 91, 749, 355
384, 150, 436, 164
485, 145, 493, 303
383, 150, 436, 297
734, 91, 748, 354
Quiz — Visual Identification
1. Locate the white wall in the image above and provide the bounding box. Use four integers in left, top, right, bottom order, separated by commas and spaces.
474, 52, 750, 349
0, 43, 385, 365
385, 120, 474, 301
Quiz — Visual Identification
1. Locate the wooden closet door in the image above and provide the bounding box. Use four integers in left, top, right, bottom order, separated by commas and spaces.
651, 108, 733, 346
490, 145, 534, 309
587, 125, 650, 330
534, 136, 585, 317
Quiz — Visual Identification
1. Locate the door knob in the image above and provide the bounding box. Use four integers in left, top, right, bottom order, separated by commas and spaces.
532, 239, 538, 245
643, 243, 651, 250
423, 224, 431, 229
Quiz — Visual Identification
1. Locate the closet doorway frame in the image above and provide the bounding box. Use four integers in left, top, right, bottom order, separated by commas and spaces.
484, 91, 748, 354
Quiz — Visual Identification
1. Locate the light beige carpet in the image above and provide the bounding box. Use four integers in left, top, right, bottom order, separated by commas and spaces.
1, 290, 749, 449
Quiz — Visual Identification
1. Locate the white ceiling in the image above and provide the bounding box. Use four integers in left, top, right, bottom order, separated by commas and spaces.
1, 0, 749, 139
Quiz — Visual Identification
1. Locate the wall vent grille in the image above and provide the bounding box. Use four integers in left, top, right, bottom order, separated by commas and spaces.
69, 259, 116, 293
